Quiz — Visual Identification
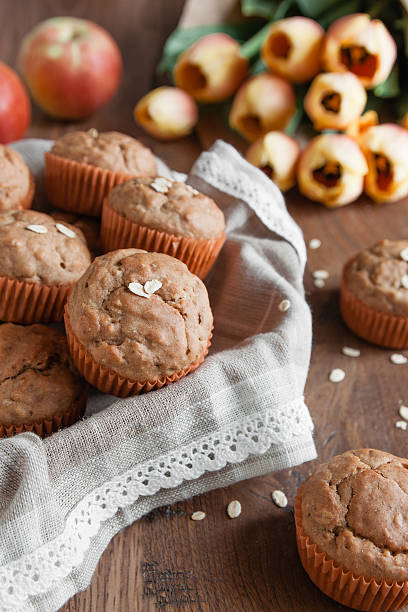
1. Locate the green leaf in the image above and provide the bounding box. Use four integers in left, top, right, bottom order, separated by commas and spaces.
249, 57, 267, 75
295, 0, 339, 18
241, 0, 277, 18
373, 65, 400, 98
285, 84, 308, 136
157, 23, 261, 74
318, 0, 360, 28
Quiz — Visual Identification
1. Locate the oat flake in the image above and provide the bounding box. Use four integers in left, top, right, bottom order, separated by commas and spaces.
191, 511, 206, 521
227, 500, 241, 519
396, 421, 408, 430
329, 368, 345, 383
390, 354, 408, 365
144, 279, 162, 294
313, 270, 329, 280
278, 299, 291, 312
26, 224, 47, 234
56, 223, 76, 238
400, 248, 408, 262
272, 490, 287, 508
314, 279, 325, 288
401, 275, 408, 289
342, 347, 360, 358
186, 185, 199, 196
399, 405, 408, 421
309, 238, 321, 250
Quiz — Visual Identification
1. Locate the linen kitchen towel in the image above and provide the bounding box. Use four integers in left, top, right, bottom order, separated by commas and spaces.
0, 139, 315, 612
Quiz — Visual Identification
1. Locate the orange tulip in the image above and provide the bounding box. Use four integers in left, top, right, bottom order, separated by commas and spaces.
246, 131, 299, 192
297, 134, 368, 207
134, 86, 198, 140
346, 110, 379, 141
261, 17, 324, 83
229, 74, 296, 142
322, 13, 396, 89
402, 113, 408, 130
304, 72, 366, 131
361, 124, 408, 203
173, 33, 248, 103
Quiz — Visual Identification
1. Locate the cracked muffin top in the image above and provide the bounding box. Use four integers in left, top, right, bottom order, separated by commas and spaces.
0, 209, 92, 285
67, 249, 213, 381
50, 129, 157, 175
50, 210, 100, 255
106, 177, 225, 240
0, 323, 85, 426
345, 240, 408, 317
0, 145, 33, 211
301, 448, 408, 582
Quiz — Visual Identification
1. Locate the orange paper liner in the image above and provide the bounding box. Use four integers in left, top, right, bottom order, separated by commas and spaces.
45, 152, 135, 217
64, 309, 212, 398
340, 262, 408, 349
0, 275, 71, 323
100, 198, 226, 280
295, 487, 408, 611
0, 386, 88, 438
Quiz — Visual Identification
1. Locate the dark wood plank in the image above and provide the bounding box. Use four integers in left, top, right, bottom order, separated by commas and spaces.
2, 2, 408, 611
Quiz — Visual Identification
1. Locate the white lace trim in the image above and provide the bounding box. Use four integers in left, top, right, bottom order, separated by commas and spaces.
191, 140, 307, 271
0, 398, 312, 610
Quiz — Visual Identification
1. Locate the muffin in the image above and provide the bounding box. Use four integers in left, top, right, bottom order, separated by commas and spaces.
295, 449, 408, 611
45, 129, 157, 216
101, 177, 226, 279
50, 210, 101, 255
0, 323, 87, 437
64, 248, 213, 397
0, 144, 34, 211
0, 209, 92, 323
341, 239, 408, 348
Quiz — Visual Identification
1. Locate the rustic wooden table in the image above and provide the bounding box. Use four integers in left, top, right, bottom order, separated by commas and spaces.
3, 1, 408, 611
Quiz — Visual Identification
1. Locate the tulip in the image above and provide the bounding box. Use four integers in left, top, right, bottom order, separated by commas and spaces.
402, 113, 408, 130
360, 124, 408, 203
229, 74, 296, 142
346, 110, 379, 141
173, 33, 248, 103
261, 17, 324, 84
322, 13, 396, 89
304, 72, 366, 131
246, 131, 299, 192
134, 86, 198, 140
297, 134, 368, 207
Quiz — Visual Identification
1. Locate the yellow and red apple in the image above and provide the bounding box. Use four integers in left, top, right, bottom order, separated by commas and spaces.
18, 17, 122, 119
0, 62, 31, 143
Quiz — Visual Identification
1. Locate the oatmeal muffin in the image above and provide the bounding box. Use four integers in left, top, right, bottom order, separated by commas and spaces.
0, 209, 92, 323
101, 177, 226, 279
50, 210, 101, 255
0, 323, 87, 437
295, 449, 408, 610
0, 144, 34, 211
45, 129, 157, 216
341, 239, 408, 348
65, 248, 213, 396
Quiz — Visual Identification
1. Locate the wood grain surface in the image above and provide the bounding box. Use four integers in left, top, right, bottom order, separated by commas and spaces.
2, 1, 408, 611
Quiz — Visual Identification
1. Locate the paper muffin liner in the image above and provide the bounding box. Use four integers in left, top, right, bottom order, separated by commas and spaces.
100, 198, 226, 280
340, 261, 408, 349
64, 309, 212, 398
0, 386, 87, 439
0, 275, 71, 323
45, 152, 135, 217
295, 486, 408, 611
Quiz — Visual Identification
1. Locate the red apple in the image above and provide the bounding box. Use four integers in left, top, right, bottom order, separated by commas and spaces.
18, 17, 122, 119
0, 62, 31, 143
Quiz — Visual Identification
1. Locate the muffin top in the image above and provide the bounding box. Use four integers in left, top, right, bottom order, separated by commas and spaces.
107, 177, 225, 240
301, 449, 408, 582
67, 249, 213, 381
0, 323, 85, 426
345, 239, 408, 317
0, 209, 92, 285
50, 210, 100, 255
0, 145, 32, 211
50, 129, 157, 175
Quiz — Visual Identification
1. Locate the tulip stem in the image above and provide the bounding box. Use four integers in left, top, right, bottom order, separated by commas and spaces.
239, 22, 271, 60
